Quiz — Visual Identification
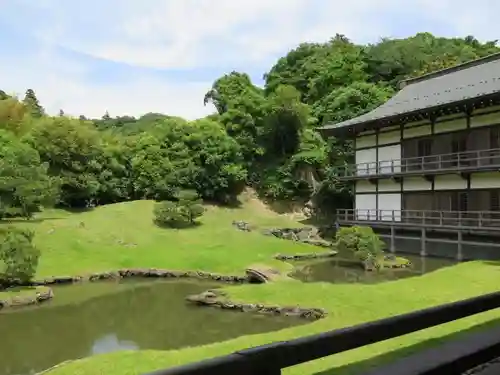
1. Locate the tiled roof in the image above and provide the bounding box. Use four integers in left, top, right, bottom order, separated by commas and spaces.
320, 52, 500, 132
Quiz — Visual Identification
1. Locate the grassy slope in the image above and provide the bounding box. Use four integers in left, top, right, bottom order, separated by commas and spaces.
9, 195, 314, 278
4, 195, 500, 375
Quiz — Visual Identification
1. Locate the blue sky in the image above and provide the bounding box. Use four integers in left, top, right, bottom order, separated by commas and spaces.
0, 0, 498, 119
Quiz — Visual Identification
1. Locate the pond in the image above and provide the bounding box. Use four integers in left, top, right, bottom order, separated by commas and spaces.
291, 252, 457, 284
0, 280, 306, 375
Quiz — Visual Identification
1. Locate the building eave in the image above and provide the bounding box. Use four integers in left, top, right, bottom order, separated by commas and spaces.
319, 92, 500, 138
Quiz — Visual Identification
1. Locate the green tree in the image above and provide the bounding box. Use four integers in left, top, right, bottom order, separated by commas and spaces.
0, 228, 40, 286
0, 130, 58, 219
313, 81, 394, 126
0, 96, 28, 135
177, 190, 204, 224
335, 226, 385, 268
22, 89, 45, 118
153, 191, 204, 228
28, 116, 103, 207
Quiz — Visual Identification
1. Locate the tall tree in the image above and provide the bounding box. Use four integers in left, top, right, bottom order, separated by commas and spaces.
0, 130, 58, 219
22, 89, 44, 118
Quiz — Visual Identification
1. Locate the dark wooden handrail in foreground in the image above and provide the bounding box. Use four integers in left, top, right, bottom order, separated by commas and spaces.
144, 291, 500, 375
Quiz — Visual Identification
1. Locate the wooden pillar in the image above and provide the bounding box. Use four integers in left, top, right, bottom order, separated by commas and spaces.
420, 227, 427, 257
390, 225, 396, 253
457, 230, 463, 261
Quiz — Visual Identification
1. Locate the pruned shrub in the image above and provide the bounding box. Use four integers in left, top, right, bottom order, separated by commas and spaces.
153, 190, 205, 228
335, 226, 385, 266
0, 227, 40, 286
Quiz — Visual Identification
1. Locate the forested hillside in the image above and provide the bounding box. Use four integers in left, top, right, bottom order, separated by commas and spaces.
1, 32, 498, 219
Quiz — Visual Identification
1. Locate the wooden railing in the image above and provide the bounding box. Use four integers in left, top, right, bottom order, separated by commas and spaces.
336, 209, 500, 230
144, 292, 500, 375
334, 148, 500, 179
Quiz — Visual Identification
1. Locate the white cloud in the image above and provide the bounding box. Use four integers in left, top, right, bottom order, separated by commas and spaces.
1, 0, 500, 119
0, 44, 213, 119
14, 0, 500, 69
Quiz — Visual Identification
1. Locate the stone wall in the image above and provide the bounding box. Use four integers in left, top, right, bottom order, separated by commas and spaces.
28, 269, 249, 287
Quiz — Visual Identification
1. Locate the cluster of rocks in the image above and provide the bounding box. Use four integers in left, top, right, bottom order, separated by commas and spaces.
27, 268, 249, 287
275, 251, 338, 261
232, 221, 333, 248
362, 254, 412, 271
232, 220, 254, 232
0, 287, 54, 309
186, 290, 326, 320
262, 227, 333, 248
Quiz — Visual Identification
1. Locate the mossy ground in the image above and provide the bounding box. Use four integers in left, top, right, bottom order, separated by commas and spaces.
2, 194, 500, 375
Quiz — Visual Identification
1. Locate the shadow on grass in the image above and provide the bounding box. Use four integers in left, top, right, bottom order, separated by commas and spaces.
153, 220, 202, 230
204, 198, 243, 209
59, 206, 95, 214
479, 260, 500, 267
312, 317, 500, 375
0, 217, 64, 224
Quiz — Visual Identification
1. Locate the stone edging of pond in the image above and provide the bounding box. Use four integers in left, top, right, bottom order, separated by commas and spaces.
186, 289, 327, 320
0, 287, 54, 309
274, 250, 338, 261
27, 269, 249, 287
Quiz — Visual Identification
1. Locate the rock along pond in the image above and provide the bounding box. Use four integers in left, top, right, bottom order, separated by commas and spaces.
0, 280, 306, 375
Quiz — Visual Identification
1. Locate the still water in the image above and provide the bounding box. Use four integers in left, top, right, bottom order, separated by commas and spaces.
0, 280, 305, 375
292, 252, 457, 284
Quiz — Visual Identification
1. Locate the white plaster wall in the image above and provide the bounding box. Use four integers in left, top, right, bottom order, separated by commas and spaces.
356, 181, 376, 193
434, 175, 467, 190
378, 144, 401, 173
403, 177, 432, 191
378, 131, 400, 145
470, 111, 500, 128
356, 135, 376, 149
403, 125, 431, 139
434, 116, 467, 134
355, 148, 377, 176
378, 180, 401, 192
473, 105, 500, 114
378, 193, 401, 221
471, 172, 500, 189
355, 194, 377, 220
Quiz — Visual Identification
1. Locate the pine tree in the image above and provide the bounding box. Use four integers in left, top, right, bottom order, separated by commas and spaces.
102, 111, 111, 120
23, 89, 45, 118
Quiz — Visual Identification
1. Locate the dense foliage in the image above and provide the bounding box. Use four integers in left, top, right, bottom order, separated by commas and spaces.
335, 225, 385, 264
154, 190, 205, 228
0, 33, 497, 219
0, 228, 40, 286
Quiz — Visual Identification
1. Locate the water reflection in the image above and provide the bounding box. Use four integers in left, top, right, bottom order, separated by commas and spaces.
292, 253, 457, 284
0, 280, 305, 375
90, 334, 139, 355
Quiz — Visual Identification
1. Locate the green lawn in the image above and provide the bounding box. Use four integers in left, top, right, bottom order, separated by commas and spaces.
7, 196, 314, 279
3, 196, 500, 375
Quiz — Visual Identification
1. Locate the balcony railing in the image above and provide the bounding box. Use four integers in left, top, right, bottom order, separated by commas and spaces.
335, 148, 500, 180
336, 209, 500, 231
